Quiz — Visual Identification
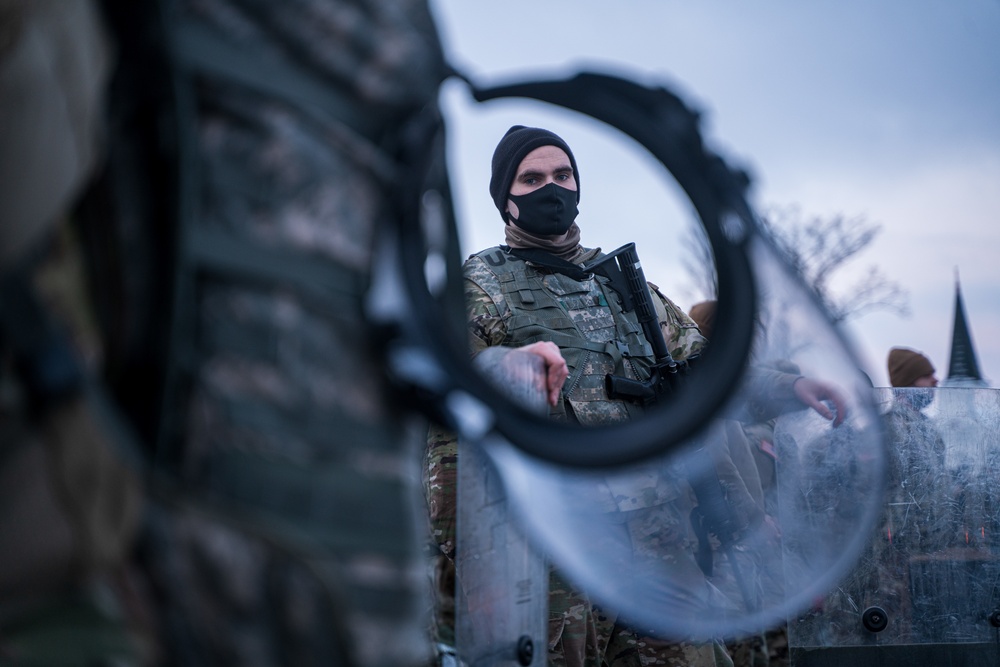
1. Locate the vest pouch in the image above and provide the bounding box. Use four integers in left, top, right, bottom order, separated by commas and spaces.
540, 272, 591, 297
544, 273, 621, 337
566, 395, 631, 427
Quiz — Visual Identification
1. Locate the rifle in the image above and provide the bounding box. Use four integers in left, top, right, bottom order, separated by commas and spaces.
584, 242, 696, 406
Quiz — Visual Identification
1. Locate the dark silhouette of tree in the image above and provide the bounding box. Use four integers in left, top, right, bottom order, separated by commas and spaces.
682, 206, 910, 325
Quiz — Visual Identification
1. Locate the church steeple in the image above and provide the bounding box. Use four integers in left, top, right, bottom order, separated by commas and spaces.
944, 270, 986, 387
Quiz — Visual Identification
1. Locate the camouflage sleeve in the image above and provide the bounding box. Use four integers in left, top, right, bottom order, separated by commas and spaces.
423, 421, 459, 646
465, 277, 506, 356
649, 283, 707, 362
741, 367, 805, 424
424, 422, 459, 559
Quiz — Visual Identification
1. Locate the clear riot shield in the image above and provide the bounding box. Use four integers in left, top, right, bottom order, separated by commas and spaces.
456, 348, 548, 667
786, 386, 1000, 666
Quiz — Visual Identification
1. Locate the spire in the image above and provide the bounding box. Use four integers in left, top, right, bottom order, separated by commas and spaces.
944, 269, 986, 386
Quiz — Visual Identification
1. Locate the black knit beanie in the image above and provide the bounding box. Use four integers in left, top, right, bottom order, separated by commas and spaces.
489, 125, 580, 223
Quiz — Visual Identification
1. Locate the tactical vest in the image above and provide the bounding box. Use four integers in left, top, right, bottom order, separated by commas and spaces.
466, 246, 656, 425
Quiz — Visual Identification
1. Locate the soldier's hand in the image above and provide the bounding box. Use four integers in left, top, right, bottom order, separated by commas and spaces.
519, 341, 568, 407
792, 377, 848, 427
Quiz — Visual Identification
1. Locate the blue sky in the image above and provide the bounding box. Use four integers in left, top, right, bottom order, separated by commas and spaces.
428, 1, 1000, 387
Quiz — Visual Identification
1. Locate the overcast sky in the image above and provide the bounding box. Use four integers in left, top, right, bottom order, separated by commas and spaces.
427, 1, 1000, 388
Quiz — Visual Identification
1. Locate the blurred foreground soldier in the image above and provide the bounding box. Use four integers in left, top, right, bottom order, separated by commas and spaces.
425, 126, 847, 667
0, 1, 147, 663
113, 2, 452, 666
4, 0, 453, 665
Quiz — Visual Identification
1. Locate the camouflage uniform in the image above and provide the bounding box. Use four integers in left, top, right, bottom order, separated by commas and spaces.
426, 245, 732, 667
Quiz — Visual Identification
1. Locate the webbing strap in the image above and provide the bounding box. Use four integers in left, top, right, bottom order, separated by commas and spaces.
519, 333, 646, 366
184, 226, 365, 311
169, 19, 385, 143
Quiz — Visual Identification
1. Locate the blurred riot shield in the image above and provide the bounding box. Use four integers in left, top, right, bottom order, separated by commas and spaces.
787, 387, 1000, 667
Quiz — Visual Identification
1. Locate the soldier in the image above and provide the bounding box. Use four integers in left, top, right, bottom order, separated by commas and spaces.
425, 126, 847, 667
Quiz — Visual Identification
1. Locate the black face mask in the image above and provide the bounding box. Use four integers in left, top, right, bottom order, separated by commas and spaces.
507, 183, 579, 236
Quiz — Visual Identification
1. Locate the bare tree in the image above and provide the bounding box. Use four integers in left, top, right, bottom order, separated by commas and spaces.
681, 206, 910, 325
760, 207, 909, 324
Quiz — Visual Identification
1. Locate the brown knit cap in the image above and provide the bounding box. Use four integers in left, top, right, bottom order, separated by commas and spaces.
689, 300, 717, 340
887, 347, 935, 387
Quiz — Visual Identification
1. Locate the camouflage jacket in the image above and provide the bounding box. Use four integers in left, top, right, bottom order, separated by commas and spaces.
464, 245, 706, 425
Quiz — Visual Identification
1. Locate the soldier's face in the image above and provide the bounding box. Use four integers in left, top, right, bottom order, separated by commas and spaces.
507, 146, 576, 219
912, 374, 938, 387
